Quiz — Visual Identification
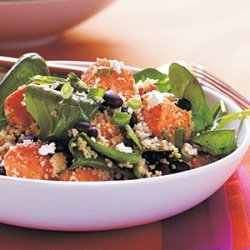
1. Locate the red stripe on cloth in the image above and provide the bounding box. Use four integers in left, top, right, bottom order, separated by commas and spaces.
225, 148, 250, 250
0, 222, 162, 250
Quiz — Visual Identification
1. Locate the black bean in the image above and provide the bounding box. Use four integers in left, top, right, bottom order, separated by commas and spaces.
170, 161, 190, 173
75, 122, 98, 138
142, 151, 171, 164
98, 104, 106, 112
103, 92, 123, 108
86, 127, 98, 138
129, 112, 138, 127
0, 166, 6, 176
121, 107, 128, 112
176, 98, 192, 111
155, 163, 171, 175
17, 135, 38, 144
142, 151, 159, 164
121, 107, 138, 127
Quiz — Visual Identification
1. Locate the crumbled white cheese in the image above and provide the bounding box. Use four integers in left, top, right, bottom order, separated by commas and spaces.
38, 142, 56, 156
115, 142, 133, 153
146, 90, 164, 108
181, 143, 198, 156
109, 60, 124, 74
137, 78, 158, 89
127, 107, 134, 114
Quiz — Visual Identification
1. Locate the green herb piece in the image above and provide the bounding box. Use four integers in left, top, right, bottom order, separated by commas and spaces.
127, 98, 142, 110
133, 163, 144, 179
173, 152, 182, 159
181, 152, 191, 162
111, 112, 132, 126
216, 110, 250, 129
77, 132, 141, 164
220, 100, 227, 115
67, 152, 117, 171
169, 63, 213, 131
88, 88, 105, 99
133, 68, 171, 93
174, 128, 185, 148
97, 67, 113, 76
61, 82, 73, 99
67, 72, 89, 91
161, 130, 169, 140
25, 84, 99, 140
124, 124, 142, 150
191, 130, 237, 155
29, 75, 66, 85
211, 100, 221, 119
0, 53, 49, 129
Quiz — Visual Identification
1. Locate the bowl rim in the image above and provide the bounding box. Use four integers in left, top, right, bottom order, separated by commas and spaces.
0, 0, 76, 6
0, 62, 249, 187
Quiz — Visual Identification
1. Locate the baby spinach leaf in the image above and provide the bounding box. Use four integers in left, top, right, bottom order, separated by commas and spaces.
191, 130, 237, 155
0, 53, 49, 129
168, 63, 213, 131
216, 110, 250, 129
67, 72, 89, 92
78, 132, 141, 164
134, 68, 171, 92
25, 84, 99, 140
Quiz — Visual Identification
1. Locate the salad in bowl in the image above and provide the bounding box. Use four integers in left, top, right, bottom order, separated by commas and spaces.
0, 53, 249, 182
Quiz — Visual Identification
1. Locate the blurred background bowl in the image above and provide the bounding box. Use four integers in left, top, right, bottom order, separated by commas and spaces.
0, 0, 115, 49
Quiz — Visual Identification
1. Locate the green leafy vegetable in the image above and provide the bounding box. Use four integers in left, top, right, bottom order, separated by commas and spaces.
111, 112, 132, 126
169, 63, 213, 131
211, 100, 221, 119
67, 150, 117, 171
78, 132, 141, 164
133, 163, 144, 179
67, 72, 89, 91
134, 68, 171, 93
25, 84, 99, 140
220, 100, 227, 115
191, 130, 237, 155
29, 75, 65, 85
87, 88, 105, 99
174, 128, 185, 148
127, 98, 142, 110
0, 53, 49, 129
124, 124, 142, 150
61, 82, 73, 99
181, 152, 191, 162
216, 110, 250, 129
161, 130, 169, 140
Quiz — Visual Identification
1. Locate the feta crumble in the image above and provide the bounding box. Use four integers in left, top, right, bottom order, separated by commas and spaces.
146, 90, 164, 108
115, 142, 133, 153
109, 60, 125, 74
38, 142, 56, 156
181, 143, 198, 156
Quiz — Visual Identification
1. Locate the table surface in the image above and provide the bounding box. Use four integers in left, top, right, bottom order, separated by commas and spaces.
1, 0, 250, 100
0, 1, 249, 249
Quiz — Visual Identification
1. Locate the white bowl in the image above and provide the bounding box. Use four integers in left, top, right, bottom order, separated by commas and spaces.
0, 62, 249, 231
0, 0, 115, 49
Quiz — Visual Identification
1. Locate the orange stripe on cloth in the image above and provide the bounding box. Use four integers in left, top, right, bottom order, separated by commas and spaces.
0, 222, 162, 250
225, 148, 250, 250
